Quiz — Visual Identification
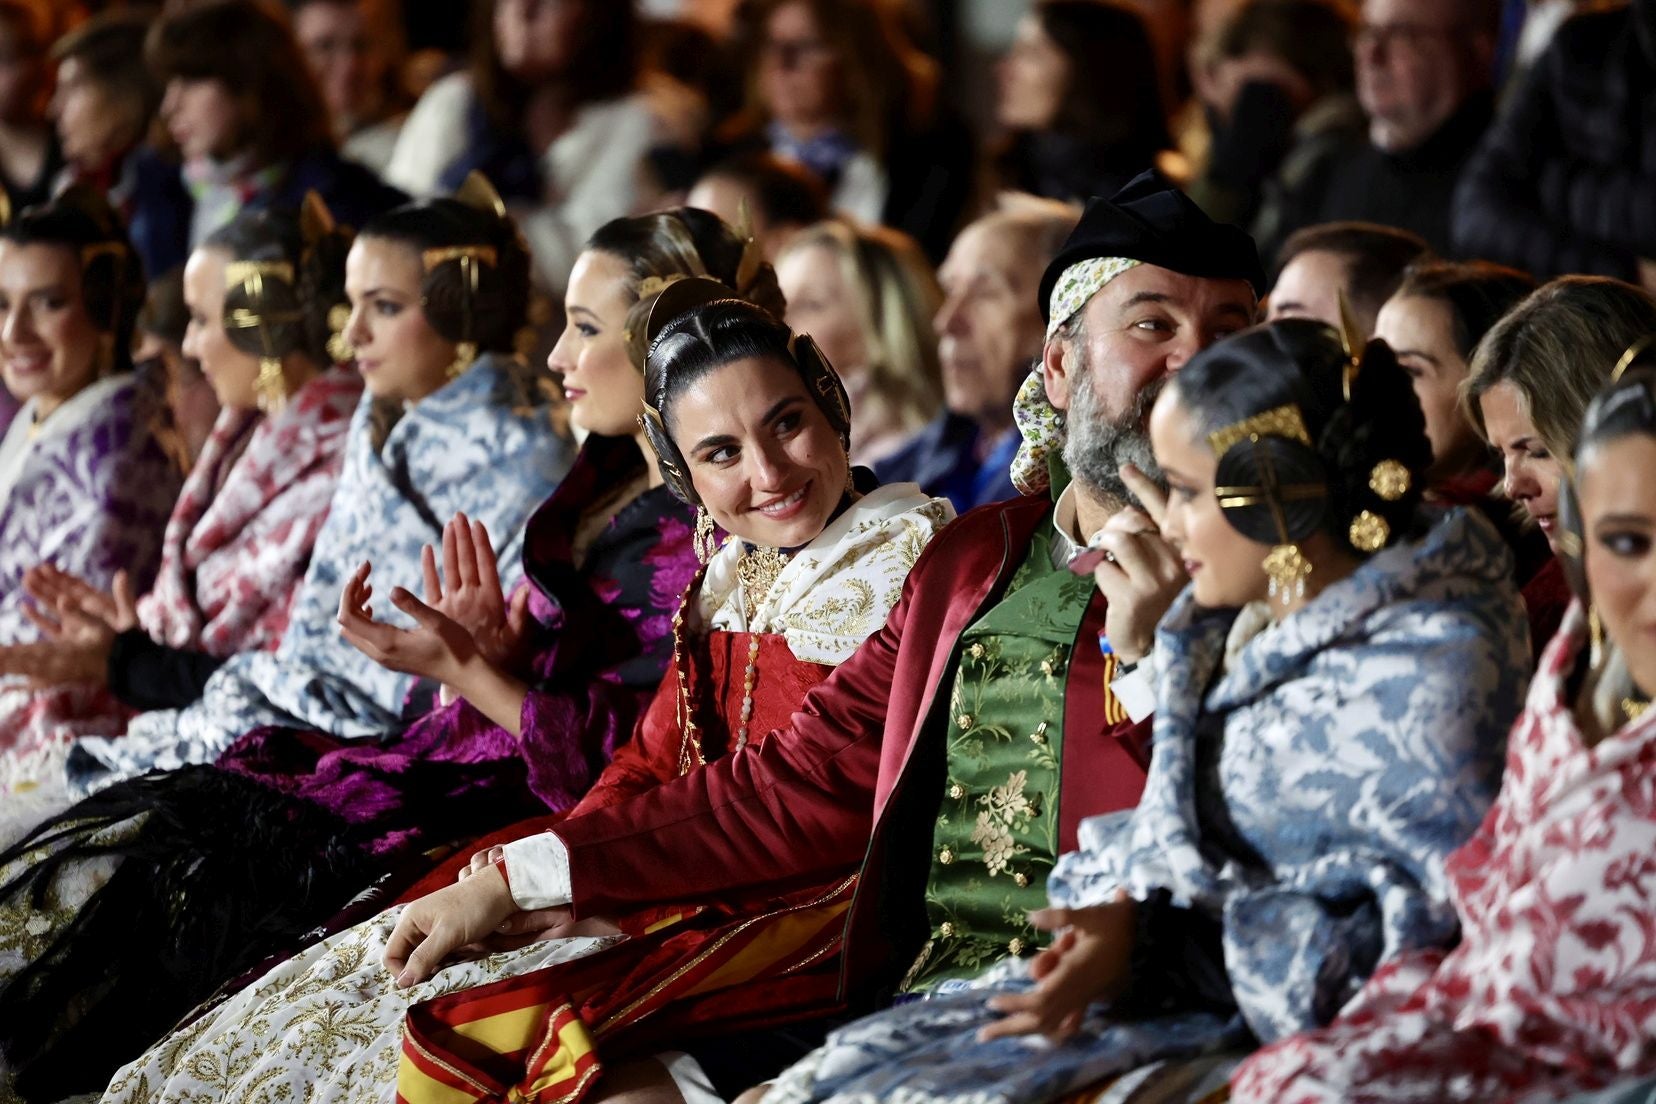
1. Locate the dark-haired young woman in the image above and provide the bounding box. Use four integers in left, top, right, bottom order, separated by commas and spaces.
0, 202, 362, 813
127, 0, 406, 281
0, 190, 179, 774
754, 319, 1531, 1104
995, 0, 1170, 206
384, 0, 666, 292
100, 286, 952, 1104
1235, 357, 1656, 1102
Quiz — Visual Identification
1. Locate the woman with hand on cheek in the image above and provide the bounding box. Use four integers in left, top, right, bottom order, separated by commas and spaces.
1234, 353, 1656, 1103
753, 319, 1529, 1104
0, 201, 361, 818
102, 284, 953, 1104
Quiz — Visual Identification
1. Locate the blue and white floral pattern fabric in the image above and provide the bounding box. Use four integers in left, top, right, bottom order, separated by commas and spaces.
68, 354, 571, 792
765, 506, 1531, 1104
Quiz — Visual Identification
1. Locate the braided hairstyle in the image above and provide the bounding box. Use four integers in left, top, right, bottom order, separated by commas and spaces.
1173, 318, 1432, 558
203, 203, 353, 370
359, 195, 532, 355
585, 207, 787, 376
3, 186, 145, 373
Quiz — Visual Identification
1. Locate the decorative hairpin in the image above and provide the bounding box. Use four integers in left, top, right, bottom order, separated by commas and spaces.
1208, 402, 1323, 606
1337, 290, 1364, 402
1611, 334, 1656, 385
224, 261, 303, 413
453, 171, 507, 219
1206, 403, 1311, 457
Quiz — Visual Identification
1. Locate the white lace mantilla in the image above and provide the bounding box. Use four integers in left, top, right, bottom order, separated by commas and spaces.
698, 483, 953, 665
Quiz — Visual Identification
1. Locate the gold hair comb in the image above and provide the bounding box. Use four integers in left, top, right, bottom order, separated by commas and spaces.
1207, 403, 1311, 457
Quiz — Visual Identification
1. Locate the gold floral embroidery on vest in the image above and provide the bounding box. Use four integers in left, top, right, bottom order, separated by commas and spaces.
971, 769, 1041, 876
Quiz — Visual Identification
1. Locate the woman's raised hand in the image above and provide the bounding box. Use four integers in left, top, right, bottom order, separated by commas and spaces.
422, 513, 530, 671
0, 567, 136, 687
336, 559, 488, 686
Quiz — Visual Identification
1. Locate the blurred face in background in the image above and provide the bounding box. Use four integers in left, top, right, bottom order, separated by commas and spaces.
1355, 0, 1487, 151
52, 57, 141, 169
1266, 249, 1348, 331
0, 16, 43, 126
1480, 380, 1564, 550
777, 242, 870, 386
295, 0, 384, 128
933, 218, 1047, 431
997, 14, 1067, 131
161, 77, 244, 162
494, 0, 580, 82
759, 1, 842, 136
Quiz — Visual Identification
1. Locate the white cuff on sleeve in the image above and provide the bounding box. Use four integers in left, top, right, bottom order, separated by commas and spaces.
1110, 649, 1158, 725
500, 831, 574, 910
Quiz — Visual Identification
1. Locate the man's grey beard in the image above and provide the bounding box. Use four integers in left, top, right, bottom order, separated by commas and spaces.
1062, 359, 1164, 509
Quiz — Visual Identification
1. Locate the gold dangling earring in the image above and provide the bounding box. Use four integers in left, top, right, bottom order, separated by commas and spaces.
693, 507, 719, 565
326, 304, 354, 364
1263, 543, 1312, 608
447, 341, 477, 381
254, 357, 288, 413
1589, 603, 1606, 664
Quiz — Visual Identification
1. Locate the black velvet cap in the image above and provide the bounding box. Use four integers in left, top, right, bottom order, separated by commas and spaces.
1037, 170, 1267, 322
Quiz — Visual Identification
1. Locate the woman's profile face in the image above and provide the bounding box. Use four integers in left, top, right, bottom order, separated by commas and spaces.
1480, 380, 1564, 550
0, 241, 103, 419
161, 77, 243, 163
1149, 387, 1270, 610
758, 1, 842, 133
777, 242, 869, 385
51, 57, 137, 169
182, 245, 263, 410
547, 249, 642, 438
1375, 294, 1483, 483
996, 14, 1067, 132
343, 236, 456, 404
1580, 433, 1656, 704
670, 353, 849, 551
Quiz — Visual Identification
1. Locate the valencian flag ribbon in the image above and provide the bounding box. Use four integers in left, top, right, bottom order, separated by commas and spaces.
398, 876, 857, 1104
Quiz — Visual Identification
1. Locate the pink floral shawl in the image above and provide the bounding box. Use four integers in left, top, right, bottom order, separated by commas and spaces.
137, 367, 362, 655
1233, 600, 1656, 1103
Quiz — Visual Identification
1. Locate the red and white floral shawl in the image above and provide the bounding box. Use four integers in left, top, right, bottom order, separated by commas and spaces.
137, 367, 362, 656
1233, 599, 1656, 1103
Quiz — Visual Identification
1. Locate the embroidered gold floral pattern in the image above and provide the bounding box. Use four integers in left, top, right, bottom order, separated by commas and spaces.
910, 524, 1091, 991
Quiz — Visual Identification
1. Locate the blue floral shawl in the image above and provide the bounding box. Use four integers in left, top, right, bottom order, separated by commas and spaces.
765, 507, 1532, 1104
69, 354, 571, 792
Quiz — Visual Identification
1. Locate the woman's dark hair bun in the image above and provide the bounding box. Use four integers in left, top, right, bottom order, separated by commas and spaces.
361, 196, 532, 353
204, 205, 353, 367
1176, 319, 1432, 556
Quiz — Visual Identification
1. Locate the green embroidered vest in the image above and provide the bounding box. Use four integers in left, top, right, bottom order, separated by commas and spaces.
905, 522, 1094, 990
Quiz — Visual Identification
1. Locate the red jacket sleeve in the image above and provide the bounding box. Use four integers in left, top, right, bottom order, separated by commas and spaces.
569, 658, 684, 814
551, 580, 913, 918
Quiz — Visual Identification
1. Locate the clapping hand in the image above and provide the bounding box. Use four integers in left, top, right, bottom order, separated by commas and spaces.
0, 567, 137, 687
423, 513, 530, 672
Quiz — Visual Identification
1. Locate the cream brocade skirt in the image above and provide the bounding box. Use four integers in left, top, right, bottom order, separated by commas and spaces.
101, 905, 621, 1104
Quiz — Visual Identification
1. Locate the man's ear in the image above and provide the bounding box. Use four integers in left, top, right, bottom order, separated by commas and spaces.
1040, 335, 1074, 413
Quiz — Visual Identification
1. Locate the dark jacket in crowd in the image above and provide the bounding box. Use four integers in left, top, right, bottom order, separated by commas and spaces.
127, 146, 407, 280
1453, 1, 1656, 280
998, 130, 1160, 212
1272, 91, 1494, 256
874, 412, 1018, 514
